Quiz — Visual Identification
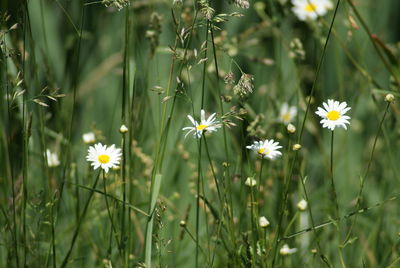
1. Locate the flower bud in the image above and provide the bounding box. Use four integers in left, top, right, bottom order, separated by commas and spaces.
385, 93, 395, 103
82, 132, 96, 144
287, 123, 296, 134
119, 124, 128, 134
297, 199, 307, 211
259, 216, 270, 228
292, 144, 302, 151
245, 177, 257, 187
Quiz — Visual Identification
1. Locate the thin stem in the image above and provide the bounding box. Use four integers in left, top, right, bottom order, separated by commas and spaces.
203, 136, 222, 204
103, 171, 122, 256
195, 138, 202, 268
299, 175, 332, 267
60, 170, 101, 268
344, 102, 391, 243
249, 183, 257, 267
330, 131, 340, 218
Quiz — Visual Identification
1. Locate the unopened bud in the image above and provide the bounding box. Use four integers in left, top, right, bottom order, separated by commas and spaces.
292, 144, 302, 151
259, 216, 270, 228
179, 220, 186, 227
245, 177, 257, 187
297, 199, 307, 211
119, 124, 128, 134
287, 123, 296, 134
385, 93, 395, 103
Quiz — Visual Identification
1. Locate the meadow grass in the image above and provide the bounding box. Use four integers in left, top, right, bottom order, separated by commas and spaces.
1, 0, 400, 267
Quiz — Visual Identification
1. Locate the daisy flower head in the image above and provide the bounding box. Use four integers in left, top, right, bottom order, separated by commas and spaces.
86, 143, 122, 173
315, 99, 351, 131
246, 139, 282, 160
182, 109, 222, 139
291, 0, 333, 21
279, 103, 297, 125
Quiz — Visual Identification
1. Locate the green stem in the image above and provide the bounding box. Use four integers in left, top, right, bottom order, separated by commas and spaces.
103, 171, 122, 257
195, 138, 203, 268
203, 136, 223, 204
344, 102, 390, 243
330, 131, 340, 218
60, 171, 101, 268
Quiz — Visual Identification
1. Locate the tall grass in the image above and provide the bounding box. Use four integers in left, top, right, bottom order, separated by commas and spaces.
1, 0, 400, 267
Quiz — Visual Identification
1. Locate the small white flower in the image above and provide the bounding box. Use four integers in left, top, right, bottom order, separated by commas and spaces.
182, 109, 222, 139
86, 143, 122, 173
280, 244, 298, 255
297, 199, 308, 211
246, 139, 282, 160
82, 132, 96, 144
245, 177, 257, 187
315, 99, 351, 131
46, 149, 60, 167
291, 0, 333, 21
279, 103, 297, 125
259, 216, 270, 228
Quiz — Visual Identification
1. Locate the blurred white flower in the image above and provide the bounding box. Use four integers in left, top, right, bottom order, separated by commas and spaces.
246, 139, 282, 160
279, 103, 297, 125
291, 0, 333, 21
82, 132, 96, 144
259, 216, 270, 228
182, 109, 221, 139
315, 99, 351, 131
280, 244, 298, 255
245, 177, 257, 187
297, 199, 308, 211
46, 149, 60, 167
86, 143, 122, 173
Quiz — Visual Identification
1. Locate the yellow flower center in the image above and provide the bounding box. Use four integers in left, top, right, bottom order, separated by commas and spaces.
196, 124, 208, 131
258, 148, 270, 155
98, 154, 110, 164
282, 113, 291, 122
305, 3, 317, 12
327, 110, 340, 121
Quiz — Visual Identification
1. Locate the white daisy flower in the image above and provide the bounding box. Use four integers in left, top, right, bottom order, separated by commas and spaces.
246, 139, 282, 160
82, 132, 96, 144
315, 99, 351, 131
279, 103, 297, 125
291, 0, 333, 21
86, 143, 122, 173
280, 244, 298, 255
46, 149, 60, 167
182, 109, 222, 139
